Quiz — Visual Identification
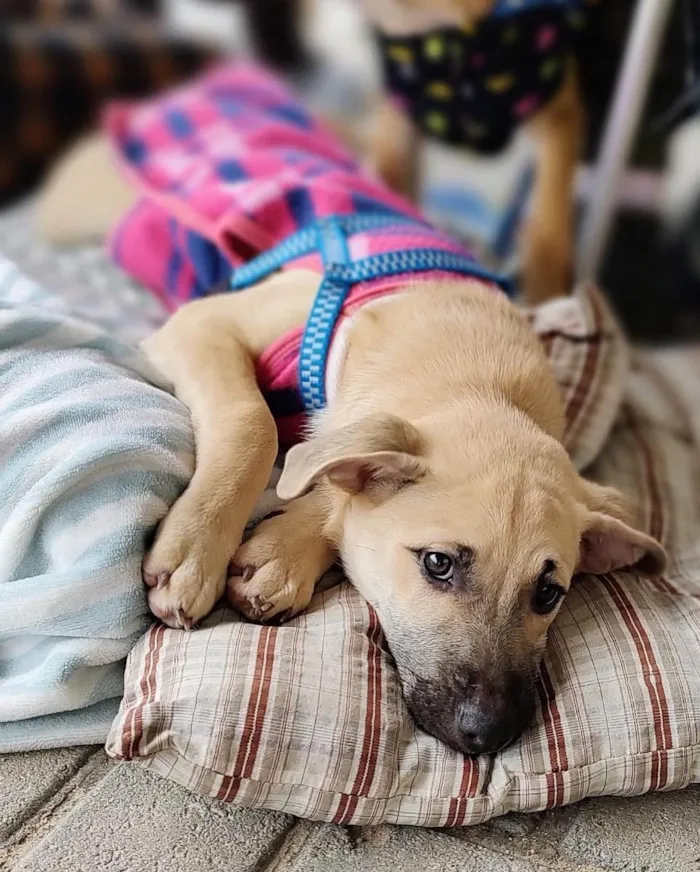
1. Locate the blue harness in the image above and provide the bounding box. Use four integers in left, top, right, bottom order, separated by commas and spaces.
230, 212, 509, 413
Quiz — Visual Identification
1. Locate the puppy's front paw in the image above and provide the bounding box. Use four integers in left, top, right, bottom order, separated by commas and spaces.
143, 499, 233, 629
227, 511, 327, 623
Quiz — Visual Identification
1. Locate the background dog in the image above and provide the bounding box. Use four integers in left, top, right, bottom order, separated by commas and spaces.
362, 0, 588, 304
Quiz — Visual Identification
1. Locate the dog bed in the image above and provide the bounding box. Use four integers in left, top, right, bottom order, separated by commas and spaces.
105, 283, 700, 825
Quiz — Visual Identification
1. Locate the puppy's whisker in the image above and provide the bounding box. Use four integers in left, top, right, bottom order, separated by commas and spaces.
353, 544, 379, 554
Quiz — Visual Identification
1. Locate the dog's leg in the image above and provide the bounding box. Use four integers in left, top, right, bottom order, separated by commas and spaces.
140, 299, 279, 628
369, 96, 421, 200
228, 490, 336, 622
522, 65, 583, 304
140, 269, 323, 628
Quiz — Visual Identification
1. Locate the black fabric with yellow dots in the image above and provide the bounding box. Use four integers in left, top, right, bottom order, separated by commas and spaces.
377, 4, 590, 155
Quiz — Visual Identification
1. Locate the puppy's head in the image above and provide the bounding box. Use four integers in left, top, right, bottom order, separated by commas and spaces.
396, 0, 495, 25
278, 410, 666, 756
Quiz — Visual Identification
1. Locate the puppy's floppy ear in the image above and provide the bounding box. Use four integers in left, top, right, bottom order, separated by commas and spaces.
576, 479, 667, 577
277, 415, 426, 500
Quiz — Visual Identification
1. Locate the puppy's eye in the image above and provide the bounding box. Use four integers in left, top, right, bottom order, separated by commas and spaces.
421, 551, 454, 583
533, 577, 564, 615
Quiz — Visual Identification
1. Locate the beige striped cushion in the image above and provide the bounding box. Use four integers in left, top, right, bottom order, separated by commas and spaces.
105, 286, 700, 826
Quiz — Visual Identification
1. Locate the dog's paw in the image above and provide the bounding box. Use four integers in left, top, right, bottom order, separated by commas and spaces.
227, 511, 325, 623
143, 500, 231, 630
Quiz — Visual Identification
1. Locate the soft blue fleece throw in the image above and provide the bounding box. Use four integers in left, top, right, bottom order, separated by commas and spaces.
0, 259, 194, 752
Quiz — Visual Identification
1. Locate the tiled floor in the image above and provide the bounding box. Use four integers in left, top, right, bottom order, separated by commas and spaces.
2, 750, 699, 872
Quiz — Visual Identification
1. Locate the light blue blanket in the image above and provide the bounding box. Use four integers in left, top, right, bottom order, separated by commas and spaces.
0, 259, 194, 751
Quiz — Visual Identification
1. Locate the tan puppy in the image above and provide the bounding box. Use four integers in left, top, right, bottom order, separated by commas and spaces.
363, 0, 585, 304
142, 270, 665, 755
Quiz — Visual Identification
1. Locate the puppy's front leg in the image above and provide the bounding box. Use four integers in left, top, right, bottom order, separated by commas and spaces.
141, 299, 278, 629
522, 65, 583, 304
228, 490, 336, 622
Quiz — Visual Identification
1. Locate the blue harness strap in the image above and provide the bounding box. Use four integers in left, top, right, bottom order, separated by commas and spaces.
231, 213, 509, 412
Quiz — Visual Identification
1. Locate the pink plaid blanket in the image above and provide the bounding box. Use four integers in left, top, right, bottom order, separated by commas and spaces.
105, 63, 501, 443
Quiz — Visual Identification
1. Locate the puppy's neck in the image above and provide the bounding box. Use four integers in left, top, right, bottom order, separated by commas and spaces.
320, 280, 565, 444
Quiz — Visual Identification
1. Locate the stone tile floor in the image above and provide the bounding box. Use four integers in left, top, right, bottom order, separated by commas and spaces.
1, 749, 698, 872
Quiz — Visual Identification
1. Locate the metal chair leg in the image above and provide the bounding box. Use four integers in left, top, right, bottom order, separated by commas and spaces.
577, 0, 675, 282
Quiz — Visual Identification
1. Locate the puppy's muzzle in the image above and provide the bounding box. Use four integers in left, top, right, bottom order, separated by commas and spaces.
455, 672, 535, 755
406, 670, 535, 756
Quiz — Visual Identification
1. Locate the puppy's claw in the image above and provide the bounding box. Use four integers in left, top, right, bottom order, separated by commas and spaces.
176, 608, 194, 631
228, 563, 255, 583
144, 569, 170, 590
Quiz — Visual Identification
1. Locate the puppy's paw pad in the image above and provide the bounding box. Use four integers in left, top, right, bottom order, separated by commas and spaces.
245, 594, 276, 620
148, 588, 187, 629
144, 547, 229, 629
226, 561, 310, 623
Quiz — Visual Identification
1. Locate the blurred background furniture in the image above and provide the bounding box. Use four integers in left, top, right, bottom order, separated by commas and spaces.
3, 0, 700, 342
0, 0, 220, 206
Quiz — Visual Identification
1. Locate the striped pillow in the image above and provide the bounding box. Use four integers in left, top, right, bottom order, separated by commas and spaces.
105, 285, 700, 825
0, 259, 193, 752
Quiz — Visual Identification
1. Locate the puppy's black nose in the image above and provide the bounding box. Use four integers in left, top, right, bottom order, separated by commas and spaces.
403, 670, 535, 756
454, 671, 531, 756
456, 699, 511, 756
